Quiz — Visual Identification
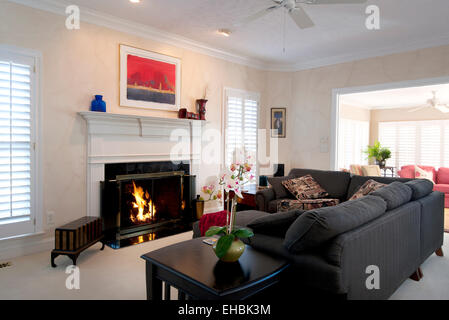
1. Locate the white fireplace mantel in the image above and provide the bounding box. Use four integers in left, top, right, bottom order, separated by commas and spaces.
79, 111, 206, 217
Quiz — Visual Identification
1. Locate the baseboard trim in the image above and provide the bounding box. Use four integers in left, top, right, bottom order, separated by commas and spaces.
0, 235, 54, 260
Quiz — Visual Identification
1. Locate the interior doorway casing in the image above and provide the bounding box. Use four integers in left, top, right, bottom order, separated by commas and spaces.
330, 75, 449, 171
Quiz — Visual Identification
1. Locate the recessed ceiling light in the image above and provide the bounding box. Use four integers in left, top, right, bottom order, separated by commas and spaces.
217, 29, 231, 37
129, 0, 140, 3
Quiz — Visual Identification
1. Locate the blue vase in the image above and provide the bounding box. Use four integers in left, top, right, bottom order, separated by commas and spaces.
91, 95, 106, 112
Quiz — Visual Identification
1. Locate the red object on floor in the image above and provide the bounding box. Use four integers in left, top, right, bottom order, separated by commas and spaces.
199, 210, 228, 236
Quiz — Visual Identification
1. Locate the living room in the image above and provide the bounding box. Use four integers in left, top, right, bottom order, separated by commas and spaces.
0, 0, 449, 305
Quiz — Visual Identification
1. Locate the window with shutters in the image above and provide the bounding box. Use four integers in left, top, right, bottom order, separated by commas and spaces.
224, 88, 259, 182
0, 48, 39, 239
379, 120, 449, 169
337, 118, 370, 170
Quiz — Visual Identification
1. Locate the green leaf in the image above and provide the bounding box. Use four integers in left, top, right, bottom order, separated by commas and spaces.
215, 234, 235, 258
232, 228, 254, 239
205, 226, 227, 237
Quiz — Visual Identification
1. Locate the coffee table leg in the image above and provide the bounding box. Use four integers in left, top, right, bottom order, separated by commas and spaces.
164, 282, 171, 300
146, 261, 162, 300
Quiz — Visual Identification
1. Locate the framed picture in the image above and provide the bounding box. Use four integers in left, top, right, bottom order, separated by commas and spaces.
120, 44, 181, 111
271, 108, 286, 138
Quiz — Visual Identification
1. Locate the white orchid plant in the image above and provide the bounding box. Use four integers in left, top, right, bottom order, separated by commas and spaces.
204, 153, 256, 259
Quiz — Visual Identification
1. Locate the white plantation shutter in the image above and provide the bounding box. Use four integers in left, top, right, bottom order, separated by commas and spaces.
0, 49, 37, 238
379, 120, 449, 170
337, 118, 369, 170
378, 123, 397, 167
224, 89, 259, 179
444, 125, 449, 167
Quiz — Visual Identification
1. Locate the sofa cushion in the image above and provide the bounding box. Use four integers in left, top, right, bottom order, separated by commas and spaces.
349, 179, 386, 201
434, 184, 449, 194
415, 166, 435, 183
246, 233, 346, 295
289, 169, 351, 200
370, 182, 412, 210
437, 167, 449, 184
277, 199, 340, 212
405, 179, 434, 200
268, 199, 287, 213
234, 210, 271, 227
282, 175, 329, 200
267, 176, 294, 199
283, 195, 387, 254
399, 165, 437, 181
346, 175, 412, 200
248, 210, 302, 237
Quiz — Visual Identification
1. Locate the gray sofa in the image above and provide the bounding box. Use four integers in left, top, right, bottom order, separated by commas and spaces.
193, 169, 445, 300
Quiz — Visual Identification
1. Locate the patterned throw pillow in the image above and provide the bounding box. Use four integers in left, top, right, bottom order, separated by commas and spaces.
282, 175, 329, 200
415, 166, 435, 184
278, 199, 340, 212
349, 179, 386, 201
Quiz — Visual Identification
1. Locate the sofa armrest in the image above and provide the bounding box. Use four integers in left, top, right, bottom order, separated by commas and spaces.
255, 188, 276, 212
325, 201, 421, 299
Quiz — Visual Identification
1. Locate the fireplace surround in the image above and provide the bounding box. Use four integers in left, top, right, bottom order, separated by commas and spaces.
80, 112, 209, 247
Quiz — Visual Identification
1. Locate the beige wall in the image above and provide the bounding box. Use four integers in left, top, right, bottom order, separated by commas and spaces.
339, 103, 371, 122
289, 44, 449, 170
0, 2, 274, 251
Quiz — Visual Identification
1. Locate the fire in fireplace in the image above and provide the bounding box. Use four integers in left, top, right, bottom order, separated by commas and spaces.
101, 161, 196, 248
129, 181, 157, 224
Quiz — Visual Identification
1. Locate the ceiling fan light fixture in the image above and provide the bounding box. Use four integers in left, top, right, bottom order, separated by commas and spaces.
217, 29, 231, 37
129, 0, 141, 3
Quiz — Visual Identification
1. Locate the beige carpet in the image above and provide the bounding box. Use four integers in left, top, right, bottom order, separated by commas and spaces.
0, 232, 448, 300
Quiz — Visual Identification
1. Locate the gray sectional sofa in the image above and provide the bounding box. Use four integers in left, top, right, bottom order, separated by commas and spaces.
192, 169, 445, 300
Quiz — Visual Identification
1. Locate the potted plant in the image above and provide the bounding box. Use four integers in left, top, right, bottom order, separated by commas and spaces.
203, 154, 255, 262
364, 141, 392, 168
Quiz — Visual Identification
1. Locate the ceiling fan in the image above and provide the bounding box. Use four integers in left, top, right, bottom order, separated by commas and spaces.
409, 91, 449, 113
242, 0, 369, 30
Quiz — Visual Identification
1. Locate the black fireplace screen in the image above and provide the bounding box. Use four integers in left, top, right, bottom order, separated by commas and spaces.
120, 174, 183, 229
100, 161, 196, 248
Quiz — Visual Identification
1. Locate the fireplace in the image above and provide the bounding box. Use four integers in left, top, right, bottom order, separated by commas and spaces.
101, 161, 196, 248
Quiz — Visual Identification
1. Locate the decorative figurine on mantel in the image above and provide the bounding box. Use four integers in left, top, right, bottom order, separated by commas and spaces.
197, 86, 209, 120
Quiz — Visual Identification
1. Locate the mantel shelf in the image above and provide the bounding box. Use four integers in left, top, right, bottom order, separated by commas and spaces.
79, 111, 209, 125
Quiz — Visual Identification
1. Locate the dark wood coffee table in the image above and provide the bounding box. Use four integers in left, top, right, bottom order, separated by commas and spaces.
141, 237, 289, 300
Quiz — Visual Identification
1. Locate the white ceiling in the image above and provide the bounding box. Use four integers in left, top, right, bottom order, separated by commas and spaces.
341, 83, 449, 109
54, 0, 449, 68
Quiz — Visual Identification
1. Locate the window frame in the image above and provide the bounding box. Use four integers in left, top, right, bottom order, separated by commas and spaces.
0, 45, 42, 240
222, 87, 260, 182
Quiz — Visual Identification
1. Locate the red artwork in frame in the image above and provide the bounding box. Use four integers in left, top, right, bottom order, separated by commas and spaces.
120, 45, 181, 111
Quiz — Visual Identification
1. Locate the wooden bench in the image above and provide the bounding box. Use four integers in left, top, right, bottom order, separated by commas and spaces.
51, 217, 105, 267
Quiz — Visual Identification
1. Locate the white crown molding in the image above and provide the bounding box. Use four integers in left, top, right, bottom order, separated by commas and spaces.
8, 0, 449, 73
286, 33, 449, 72
7, 0, 274, 70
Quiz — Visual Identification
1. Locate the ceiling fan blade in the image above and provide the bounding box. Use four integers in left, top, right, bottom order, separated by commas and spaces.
435, 105, 449, 113
289, 6, 315, 29
303, 0, 368, 4
408, 106, 428, 113
241, 5, 281, 24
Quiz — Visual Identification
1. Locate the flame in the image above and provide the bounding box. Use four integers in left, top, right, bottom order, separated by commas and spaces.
130, 181, 156, 223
